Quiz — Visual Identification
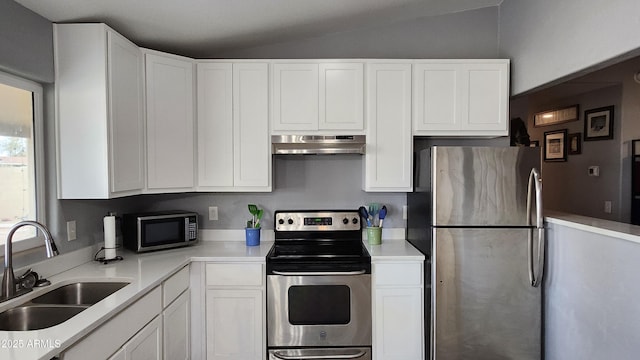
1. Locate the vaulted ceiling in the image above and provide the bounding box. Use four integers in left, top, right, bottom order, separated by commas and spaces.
15, 0, 503, 57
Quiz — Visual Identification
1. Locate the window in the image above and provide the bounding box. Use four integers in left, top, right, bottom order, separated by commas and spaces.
0, 71, 44, 250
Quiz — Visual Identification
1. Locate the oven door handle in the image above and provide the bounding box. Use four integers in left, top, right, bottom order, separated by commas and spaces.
271, 270, 367, 276
271, 349, 366, 359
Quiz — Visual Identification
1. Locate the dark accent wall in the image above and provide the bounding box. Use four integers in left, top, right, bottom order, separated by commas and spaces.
510, 85, 623, 221
0, 0, 54, 83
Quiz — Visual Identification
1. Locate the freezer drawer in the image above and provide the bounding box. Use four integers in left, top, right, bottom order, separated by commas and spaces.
432, 227, 541, 360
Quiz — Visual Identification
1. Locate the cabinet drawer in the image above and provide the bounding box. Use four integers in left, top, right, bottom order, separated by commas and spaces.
163, 265, 190, 307
206, 263, 263, 287
374, 262, 422, 286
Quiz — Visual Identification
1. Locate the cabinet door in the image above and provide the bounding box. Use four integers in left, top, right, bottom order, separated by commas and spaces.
413, 63, 461, 132
319, 63, 364, 130
145, 52, 195, 190
124, 315, 163, 360
233, 63, 271, 189
462, 62, 509, 133
206, 289, 264, 360
365, 63, 412, 191
163, 290, 190, 360
107, 30, 145, 194
272, 63, 318, 131
374, 288, 423, 360
108, 348, 126, 360
197, 62, 234, 187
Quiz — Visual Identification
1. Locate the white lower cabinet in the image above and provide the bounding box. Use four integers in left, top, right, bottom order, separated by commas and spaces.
373, 261, 424, 360
206, 289, 263, 360
192, 262, 265, 360
164, 290, 190, 360
123, 315, 163, 360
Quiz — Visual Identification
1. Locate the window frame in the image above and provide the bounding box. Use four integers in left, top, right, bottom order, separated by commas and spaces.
0, 70, 46, 254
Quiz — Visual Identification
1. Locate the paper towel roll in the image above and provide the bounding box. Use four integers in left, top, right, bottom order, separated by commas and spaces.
104, 215, 117, 260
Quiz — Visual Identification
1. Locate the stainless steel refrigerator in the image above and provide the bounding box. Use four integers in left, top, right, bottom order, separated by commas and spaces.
407, 146, 545, 360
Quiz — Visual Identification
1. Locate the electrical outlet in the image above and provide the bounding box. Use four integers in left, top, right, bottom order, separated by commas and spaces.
402, 205, 408, 220
604, 201, 612, 214
67, 220, 77, 241
209, 206, 219, 221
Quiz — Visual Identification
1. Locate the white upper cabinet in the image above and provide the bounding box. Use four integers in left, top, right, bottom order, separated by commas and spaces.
319, 63, 364, 130
272, 61, 364, 133
55, 23, 144, 199
364, 63, 412, 192
197, 62, 234, 188
272, 63, 318, 131
233, 63, 271, 189
196, 62, 271, 191
144, 50, 195, 191
413, 60, 509, 136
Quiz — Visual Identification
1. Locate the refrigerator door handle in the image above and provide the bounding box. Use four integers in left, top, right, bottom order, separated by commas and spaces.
527, 168, 545, 287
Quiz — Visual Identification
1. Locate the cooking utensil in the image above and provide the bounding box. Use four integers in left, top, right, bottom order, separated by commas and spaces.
368, 203, 380, 218
378, 206, 387, 228
358, 206, 371, 227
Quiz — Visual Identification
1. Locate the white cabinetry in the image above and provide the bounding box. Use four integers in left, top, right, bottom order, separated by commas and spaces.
54, 23, 144, 199
413, 60, 509, 136
162, 265, 190, 360
144, 50, 195, 191
196, 62, 271, 191
204, 262, 265, 360
364, 63, 412, 192
122, 316, 163, 360
272, 62, 364, 133
373, 261, 424, 360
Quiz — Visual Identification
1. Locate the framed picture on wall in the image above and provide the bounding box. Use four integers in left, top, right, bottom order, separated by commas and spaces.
584, 106, 614, 141
568, 133, 582, 155
544, 129, 567, 162
533, 104, 579, 127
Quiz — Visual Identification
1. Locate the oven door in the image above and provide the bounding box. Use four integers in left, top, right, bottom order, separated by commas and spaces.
267, 273, 372, 347
268, 347, 371, 360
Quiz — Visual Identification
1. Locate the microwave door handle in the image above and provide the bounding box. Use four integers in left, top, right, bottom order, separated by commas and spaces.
271, 270, 366, 276
184, 218, 189, 242
272, 350, 366, 359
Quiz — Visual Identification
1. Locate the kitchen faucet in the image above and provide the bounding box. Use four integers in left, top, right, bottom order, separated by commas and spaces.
1, 220, 59, 302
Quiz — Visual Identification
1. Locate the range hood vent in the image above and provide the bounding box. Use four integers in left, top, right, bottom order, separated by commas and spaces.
272, 135, 366, 155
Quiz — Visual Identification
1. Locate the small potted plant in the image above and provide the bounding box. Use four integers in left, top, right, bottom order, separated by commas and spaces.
246, 204, 263, 246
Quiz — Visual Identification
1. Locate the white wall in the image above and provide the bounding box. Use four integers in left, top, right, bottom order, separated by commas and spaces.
499, 0, 640, 95
215, 7, 500, 59
545, 220, 640, 359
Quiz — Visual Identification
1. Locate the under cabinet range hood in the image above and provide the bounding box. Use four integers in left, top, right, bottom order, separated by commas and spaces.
271, 135, 366, 155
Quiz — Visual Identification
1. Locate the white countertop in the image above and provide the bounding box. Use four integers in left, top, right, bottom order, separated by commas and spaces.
545, 211, 640, 245
0, 241, 273, 360
0, 238, 421, 360
364, 239, 425, 261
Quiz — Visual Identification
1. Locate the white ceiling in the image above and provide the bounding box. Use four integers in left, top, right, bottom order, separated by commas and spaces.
15, 0, 502, 57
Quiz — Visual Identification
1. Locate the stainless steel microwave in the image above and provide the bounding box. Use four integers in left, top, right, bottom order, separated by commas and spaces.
122, 211, 198, 252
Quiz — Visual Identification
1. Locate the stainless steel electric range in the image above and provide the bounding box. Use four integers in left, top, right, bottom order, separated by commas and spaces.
266, 210, 372, 360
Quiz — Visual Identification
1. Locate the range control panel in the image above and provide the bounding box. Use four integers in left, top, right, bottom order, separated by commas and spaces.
274, 211, 360, 232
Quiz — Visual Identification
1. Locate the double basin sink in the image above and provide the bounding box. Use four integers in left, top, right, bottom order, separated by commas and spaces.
0, 282, 129, 331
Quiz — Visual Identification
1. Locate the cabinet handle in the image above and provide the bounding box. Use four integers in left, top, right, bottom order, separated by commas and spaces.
271, 270, 366, 276
272, 350, 366, 359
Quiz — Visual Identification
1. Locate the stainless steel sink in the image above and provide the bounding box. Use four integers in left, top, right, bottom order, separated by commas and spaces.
0, 281, 130, 331
30, 282, 129, 305
0, 305, 87, 331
